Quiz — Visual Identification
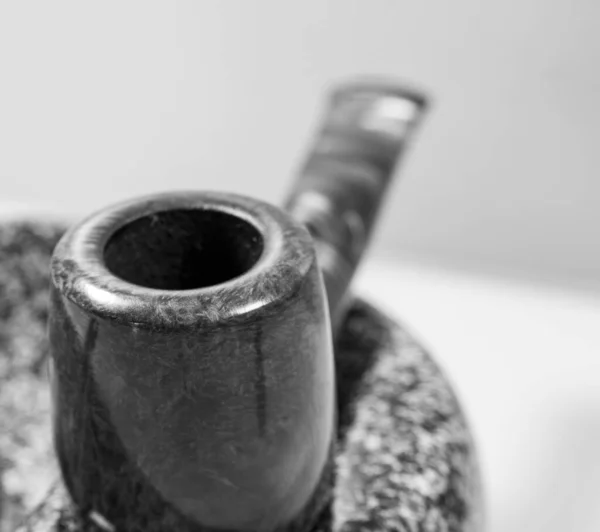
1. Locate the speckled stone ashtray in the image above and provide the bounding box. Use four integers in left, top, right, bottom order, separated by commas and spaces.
0, 221, 482, 532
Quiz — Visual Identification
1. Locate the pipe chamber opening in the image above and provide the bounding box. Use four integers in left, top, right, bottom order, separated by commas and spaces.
104, 209, 264, 290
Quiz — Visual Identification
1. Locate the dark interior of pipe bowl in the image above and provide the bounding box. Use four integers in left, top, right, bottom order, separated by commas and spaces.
104, 209, 264, 290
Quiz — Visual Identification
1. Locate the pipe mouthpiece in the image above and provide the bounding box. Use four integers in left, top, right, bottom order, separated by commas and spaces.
286, 79, 429, 322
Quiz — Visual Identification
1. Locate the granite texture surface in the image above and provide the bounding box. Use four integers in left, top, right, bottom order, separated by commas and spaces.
0, 221, 481, 532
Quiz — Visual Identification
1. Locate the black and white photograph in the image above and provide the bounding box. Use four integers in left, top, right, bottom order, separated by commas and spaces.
0, 2, 598, 531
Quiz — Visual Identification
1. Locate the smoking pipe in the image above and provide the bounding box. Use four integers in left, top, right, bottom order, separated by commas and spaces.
48, 81, 428, 532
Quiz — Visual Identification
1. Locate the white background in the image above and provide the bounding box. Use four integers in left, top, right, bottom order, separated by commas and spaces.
1, 2, 600, 531
2, 0, 600, 289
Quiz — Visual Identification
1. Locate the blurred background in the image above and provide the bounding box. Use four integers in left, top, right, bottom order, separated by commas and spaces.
1, 2, 599, 531
2, 0, 600, 290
